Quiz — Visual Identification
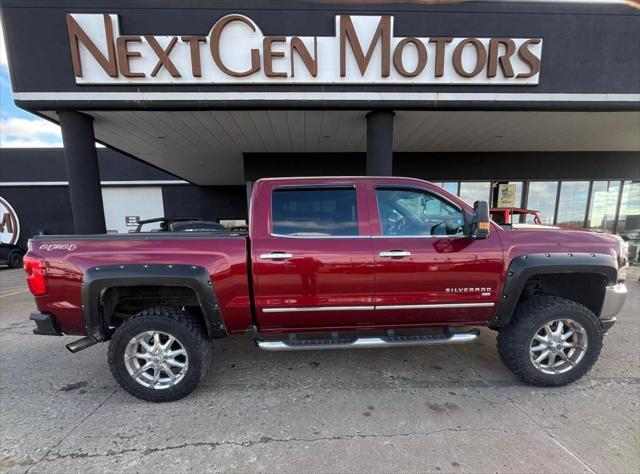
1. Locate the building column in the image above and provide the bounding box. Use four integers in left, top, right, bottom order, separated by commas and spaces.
366, 111, 395, 176
58, 111, 106, 234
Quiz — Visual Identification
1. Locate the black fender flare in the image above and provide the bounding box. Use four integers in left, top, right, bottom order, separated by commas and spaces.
489, 252, 618, 328
82, 264, 226, 341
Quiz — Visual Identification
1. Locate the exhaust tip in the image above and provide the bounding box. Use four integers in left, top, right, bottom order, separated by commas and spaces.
66, 337, 97, 353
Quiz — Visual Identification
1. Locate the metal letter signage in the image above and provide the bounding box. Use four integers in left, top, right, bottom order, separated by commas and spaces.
0, 196, 20, 245
67, 14, 542, 85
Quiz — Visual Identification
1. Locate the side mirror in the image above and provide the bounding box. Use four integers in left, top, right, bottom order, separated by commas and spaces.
471, 201, 491, 239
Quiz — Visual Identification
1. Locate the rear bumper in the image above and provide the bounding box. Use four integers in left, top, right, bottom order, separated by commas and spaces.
29, 312, 62, 336
599, 283, 628, 332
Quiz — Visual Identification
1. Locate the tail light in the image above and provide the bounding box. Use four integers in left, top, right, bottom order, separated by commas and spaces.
23, 255, 47, 296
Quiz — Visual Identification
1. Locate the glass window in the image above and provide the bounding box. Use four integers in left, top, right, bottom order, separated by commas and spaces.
527, 182, 558, 225
272, 188, 358, 236
618, 181, 640, 241
556, 181, 590, 227
376, 188, 465, 237
459, 182, 491, 205
587, 181, 621, 233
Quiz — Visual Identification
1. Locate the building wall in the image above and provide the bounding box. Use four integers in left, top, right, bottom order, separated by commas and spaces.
162, 185, 247, 222
0, 148, 247, 248
245, 152, 640, 181
0, 148, 179, 183
0, 186, 74, 249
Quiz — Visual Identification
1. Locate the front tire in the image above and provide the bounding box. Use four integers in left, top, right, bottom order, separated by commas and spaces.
108, 306, 212, 402
497, 296, 603, 387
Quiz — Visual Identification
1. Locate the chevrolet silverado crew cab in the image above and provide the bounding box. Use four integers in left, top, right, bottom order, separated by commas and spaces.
24, 177, 628, 402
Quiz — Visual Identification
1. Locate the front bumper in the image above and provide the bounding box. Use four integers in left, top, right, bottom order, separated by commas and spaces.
599, 283, 628, 332
29, 312, 62, 336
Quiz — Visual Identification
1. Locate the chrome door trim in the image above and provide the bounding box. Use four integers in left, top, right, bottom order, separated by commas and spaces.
377, 302, 495, 310
263, 305, 375, 313
262, 302, 494, 313
270, 233, 371, 239
372, 234, 469, 239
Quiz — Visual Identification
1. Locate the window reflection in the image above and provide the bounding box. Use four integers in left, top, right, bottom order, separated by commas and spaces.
556, 181, 589, 227
587, 181, 620, 233
272, 188, 359, 236
527, 182, 558, 225
459, 182, 490, 205
376, 188, 465, 236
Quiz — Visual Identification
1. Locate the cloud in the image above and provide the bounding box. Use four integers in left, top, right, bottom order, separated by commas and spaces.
0, 116, 63, 147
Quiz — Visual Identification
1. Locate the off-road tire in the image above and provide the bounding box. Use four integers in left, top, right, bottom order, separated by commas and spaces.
108, 306, 213, 402
497, 296, 603, 386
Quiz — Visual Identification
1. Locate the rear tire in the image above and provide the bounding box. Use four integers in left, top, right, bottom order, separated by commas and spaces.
497, 296, 603, 387
108, 306, 213, 402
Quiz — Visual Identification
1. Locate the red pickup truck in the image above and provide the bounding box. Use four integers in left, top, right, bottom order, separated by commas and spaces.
24, 177, 628, 402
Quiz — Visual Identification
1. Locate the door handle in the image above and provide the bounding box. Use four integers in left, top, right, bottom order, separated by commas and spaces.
379, 250, 411, 258
260, 252, 293, 260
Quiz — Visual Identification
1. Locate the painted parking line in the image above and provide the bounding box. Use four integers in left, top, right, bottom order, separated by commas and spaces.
0, 289, 28, 298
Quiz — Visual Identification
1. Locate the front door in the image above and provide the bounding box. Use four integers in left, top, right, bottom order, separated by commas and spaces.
369, 183, 503, 326
251, 181, 375, 331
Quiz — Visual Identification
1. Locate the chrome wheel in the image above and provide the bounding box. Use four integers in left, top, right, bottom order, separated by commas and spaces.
529, 319, 587, 375
124, 331, 189, 389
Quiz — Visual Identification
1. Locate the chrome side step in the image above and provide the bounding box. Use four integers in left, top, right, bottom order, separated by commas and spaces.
256, 329, 480, 352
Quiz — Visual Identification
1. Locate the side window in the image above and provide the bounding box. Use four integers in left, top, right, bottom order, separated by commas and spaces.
272, 187, 359, 236
376, 188, 465, 236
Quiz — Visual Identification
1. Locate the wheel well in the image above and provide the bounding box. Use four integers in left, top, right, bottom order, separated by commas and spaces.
102, 285, 208, 333
517, 273, 607, 316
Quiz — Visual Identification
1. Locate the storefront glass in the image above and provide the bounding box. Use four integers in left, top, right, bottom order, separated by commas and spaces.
617, 180, 640, 244
587, 181, 621, 233
556, 181, 590, 227
459, 182, 491, 205
527, 181, 558, 225
442, 182, 459, 196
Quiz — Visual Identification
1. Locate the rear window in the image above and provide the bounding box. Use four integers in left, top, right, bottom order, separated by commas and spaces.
272, 187, 359, 236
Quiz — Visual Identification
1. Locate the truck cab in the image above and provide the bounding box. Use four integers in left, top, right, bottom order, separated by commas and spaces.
250, 177, 501, 332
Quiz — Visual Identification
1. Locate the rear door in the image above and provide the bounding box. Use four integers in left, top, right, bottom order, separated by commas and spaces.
251, 181, 375, 331
369, 182, 503, 326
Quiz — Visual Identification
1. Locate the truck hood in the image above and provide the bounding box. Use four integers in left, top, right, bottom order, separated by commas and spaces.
497, 223, 622, 262
510, 223, 595, 232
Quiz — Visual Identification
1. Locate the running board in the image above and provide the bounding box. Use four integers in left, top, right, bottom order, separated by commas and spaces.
256, 329, 480, 352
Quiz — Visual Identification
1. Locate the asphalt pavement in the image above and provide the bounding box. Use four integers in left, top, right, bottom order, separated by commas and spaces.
0, 267, 638, 473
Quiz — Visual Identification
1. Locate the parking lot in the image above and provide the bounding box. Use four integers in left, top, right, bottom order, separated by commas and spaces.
0, 267, 638, 473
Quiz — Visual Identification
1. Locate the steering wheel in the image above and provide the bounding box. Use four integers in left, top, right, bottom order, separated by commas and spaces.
387, 213, 407, 235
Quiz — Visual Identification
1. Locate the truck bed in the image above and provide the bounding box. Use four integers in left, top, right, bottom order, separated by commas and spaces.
28, 232, 252, 336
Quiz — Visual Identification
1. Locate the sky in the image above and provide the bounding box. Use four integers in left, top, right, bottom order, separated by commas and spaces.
0, 0, 631, 149
0, 22, 64, 147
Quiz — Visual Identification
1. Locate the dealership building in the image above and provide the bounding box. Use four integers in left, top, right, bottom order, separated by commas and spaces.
1, 1, 639, 254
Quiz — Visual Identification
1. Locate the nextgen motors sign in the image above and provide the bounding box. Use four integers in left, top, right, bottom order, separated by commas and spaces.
67, 14, 542, 85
